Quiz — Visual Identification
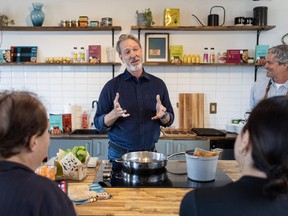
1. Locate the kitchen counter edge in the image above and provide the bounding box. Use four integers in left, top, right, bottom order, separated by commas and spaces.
50, 133, 237, 140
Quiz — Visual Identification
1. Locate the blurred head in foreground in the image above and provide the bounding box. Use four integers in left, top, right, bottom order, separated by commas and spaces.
235, 95, 288, 197
0, 90, 49, 170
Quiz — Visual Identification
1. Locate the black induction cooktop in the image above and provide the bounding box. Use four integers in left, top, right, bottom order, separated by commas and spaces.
95, 160, 232, 188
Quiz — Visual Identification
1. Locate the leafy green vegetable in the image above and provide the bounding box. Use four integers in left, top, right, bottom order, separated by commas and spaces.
76, 149, 87, 163
63, 146, 87, 163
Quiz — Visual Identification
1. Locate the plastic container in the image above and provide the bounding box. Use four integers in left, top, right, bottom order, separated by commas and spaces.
82, 111, 88, 129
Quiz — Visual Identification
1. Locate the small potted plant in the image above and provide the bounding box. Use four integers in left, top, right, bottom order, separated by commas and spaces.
0, 14, 15, 26
136, 8, 155, 26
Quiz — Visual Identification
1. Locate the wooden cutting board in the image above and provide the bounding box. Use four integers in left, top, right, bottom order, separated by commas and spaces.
179, 93, 204, 129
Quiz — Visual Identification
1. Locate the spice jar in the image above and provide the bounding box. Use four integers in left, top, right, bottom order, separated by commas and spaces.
67, 20, 72, 27
72, 20, 79, 27
60, 20, 67, 27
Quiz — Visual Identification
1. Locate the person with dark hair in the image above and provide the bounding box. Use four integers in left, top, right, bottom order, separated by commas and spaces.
94, 34, 174, 163
250, 44, 288, 109
0, 91, 77, 216
180, 95, 288, 216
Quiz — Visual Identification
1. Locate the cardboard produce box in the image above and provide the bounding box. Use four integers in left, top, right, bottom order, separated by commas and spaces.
58, 146, 90, 181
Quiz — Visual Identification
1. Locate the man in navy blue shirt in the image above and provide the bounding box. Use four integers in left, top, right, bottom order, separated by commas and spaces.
94, 34, 174, 161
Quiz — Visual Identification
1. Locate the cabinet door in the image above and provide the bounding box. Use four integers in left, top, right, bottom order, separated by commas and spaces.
210, 139, 235, 160
92, 138, 109, 160
48, 139, 92, 159
155, 139, 174, 156
173, 140, 210, 160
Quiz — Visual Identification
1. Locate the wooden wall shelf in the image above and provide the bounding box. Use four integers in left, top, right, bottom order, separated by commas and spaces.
0, 26, 123, 77
132, 25, 275, 80
143, 62, 261, 66
0, 62, 122, 66
131, 25, 276, 31
0, 26, 122, 31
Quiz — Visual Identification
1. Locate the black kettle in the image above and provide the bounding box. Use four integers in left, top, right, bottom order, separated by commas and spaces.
192, 6, 226, 26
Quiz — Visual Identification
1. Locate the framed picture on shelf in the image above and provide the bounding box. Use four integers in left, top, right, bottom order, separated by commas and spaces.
145, 33, 169, 62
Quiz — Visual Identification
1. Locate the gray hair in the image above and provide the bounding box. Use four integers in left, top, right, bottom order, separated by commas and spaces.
268, 44, 288, 65
116, 34, 142, 55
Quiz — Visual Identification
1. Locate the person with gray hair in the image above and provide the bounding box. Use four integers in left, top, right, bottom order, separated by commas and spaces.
0, 90, 77, 216
94, 34, 174, 166
250, 44, 288, 109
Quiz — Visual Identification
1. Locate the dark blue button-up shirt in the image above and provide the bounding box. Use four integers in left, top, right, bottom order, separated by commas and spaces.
94, 69, 174, 151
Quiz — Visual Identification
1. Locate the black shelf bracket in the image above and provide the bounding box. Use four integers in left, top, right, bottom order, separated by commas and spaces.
112, 64, 115, 78
254, 65, 261, 81
137, 28, 141, 40
254, 29, 263, 81
256, 29, 263, 45
112, 28, 115, 78
112, 28, 115, 47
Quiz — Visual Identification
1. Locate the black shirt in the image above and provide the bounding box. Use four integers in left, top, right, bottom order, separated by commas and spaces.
0, 161, 76, 216
180, 176, 288, 216
94, 69, 174, 151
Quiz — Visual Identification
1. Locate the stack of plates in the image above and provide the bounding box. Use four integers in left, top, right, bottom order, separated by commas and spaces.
87, 157, 98, 168
225, 123, 244, 134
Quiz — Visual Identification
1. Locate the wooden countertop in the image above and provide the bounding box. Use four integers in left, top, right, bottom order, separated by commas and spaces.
50, 131, 237, 141
71, 160, 241, 216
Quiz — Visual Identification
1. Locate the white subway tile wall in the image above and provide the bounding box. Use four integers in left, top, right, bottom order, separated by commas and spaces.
0, 65, 268, 130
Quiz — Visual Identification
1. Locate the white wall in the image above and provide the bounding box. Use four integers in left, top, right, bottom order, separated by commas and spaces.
0, 0, 286, 129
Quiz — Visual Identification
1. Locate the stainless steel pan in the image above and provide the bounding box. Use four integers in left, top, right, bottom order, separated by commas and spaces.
115, 151, 168, 171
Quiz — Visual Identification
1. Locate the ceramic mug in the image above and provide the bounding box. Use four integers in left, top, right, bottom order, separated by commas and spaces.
101, 17, 113, 26
234, 17, 245, 26
245, 17, 253, 26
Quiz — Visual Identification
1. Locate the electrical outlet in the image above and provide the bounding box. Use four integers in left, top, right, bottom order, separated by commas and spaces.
210, 103, 217, 114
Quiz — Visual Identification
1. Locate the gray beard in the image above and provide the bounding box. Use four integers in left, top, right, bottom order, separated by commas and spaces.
125, 62, 142, 72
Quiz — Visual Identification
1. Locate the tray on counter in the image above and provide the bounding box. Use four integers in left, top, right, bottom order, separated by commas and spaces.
161, 128, 197, 137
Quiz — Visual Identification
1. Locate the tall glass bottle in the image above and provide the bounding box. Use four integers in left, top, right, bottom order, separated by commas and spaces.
210, 47, 215, 63
79, 47, 86, 63
203, 47, 209, 63
72, 47, 78, 63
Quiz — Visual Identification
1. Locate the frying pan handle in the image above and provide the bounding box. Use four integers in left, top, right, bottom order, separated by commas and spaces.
114, 158, 124, 163
167, 152, 185, 160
